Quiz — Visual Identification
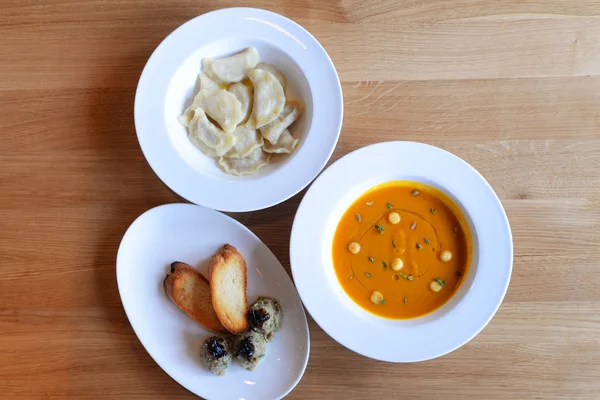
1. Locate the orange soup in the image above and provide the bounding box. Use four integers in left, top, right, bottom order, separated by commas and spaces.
332, 181, 472, 319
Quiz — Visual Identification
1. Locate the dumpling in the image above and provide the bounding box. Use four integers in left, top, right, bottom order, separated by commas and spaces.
225, 124, 263, 159
189, 108, 236, 157
263, 130, 299, 154
188, 132, 218, 157
246, 69, 285, 129
178, 108, 196, 128
218, 147, 270, 176
228, 83, 253, 124
203, 48, 259, 84
197, 72, 219, 91
189, 89, 244, 133
256, 63, 286, 89
259, 101, 304, 144
178, 73, 220, 128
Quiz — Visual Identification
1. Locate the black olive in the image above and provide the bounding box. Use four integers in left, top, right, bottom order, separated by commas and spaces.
205, 336, 227, 359
250, 308, 270, 329
237, 336, 255, 361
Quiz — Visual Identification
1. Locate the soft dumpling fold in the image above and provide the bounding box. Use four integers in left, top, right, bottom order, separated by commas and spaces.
263, 130, 299, 154
178, 109, 196, 128
188, 133, 218, 157
228, 83, 253, 124
189, 88, 244, 133
203, 48, 259, 84
225, 124, 263, 159
246, 69, 285, 129
259, 100, 304, 144
178, 73, 220, 128
197, 72, 219, 91
189, 108, 236, 157
256, 63, 286, 89
218, 147, 270, 176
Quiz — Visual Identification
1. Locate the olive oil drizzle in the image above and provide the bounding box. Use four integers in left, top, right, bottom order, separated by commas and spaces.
348, 208, 442, 292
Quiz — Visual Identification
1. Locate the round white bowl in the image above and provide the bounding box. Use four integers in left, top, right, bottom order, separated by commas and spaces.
290, 142, 513, 362
134, 8, 343, 212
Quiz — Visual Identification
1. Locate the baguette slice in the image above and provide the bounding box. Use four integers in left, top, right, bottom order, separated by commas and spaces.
164, 262, 227, 333
208, 244, 250, 334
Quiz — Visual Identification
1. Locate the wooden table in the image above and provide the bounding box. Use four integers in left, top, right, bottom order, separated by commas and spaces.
2, 1, 599, 399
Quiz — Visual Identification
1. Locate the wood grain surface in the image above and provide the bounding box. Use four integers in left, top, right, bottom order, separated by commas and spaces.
1, 1, 599, 399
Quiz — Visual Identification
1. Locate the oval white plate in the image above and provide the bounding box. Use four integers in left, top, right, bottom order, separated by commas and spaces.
117, 204, 310, 399
134, 8, 343, 212
290, 142, 512, 362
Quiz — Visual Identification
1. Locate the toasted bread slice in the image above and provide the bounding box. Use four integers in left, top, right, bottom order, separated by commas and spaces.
208, 245, 249, 334
164, 262, 227, 333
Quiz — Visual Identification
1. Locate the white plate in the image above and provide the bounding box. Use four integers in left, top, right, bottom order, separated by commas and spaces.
290, 142, 512, 362
117, 204, 310, 399
134, 8, 343, 212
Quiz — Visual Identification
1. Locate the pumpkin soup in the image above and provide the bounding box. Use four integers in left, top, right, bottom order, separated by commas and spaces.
332, 181, 472, 319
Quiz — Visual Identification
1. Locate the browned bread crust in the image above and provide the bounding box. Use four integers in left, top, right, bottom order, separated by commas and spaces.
208, 244, 250, 334
164, 261, 227, 333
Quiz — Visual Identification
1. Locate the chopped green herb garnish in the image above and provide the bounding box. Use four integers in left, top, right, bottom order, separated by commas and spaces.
400, 273, 408, 279
365, 272, 371, 278
424, 238, 430, 244
355, 213, 361, 222
381, 261, 387, 269
386, 202, 393, 209
456, 270, 462, 277
378, 225, 385, 234
430, 208, 436, 215
373, 224, 379, 229
368, 256, 375, 263
434, 277, 445, 287
380, 299, 386, 304
416, 243, 422, 249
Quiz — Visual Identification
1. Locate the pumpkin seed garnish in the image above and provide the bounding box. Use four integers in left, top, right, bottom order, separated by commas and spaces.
355, 213, 361, 222
412, 190, 420, 196
410, 221, 417, 230
366, 201, 373, 206
424, 238, 430, 244
456, 270, 462, 277
386, 202, 393, 210
453, 226, 459, 233
381, 261, 387, 269
348, 274, 354, 280
434, 277, 445, 287
430, 208, 436, 215
368, 256, 375, 263
392, 240, 396, 248
407, 275, 414, 281
416, 243, 422, 249
403, 297, 408, 304
365, 272, 371, 278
